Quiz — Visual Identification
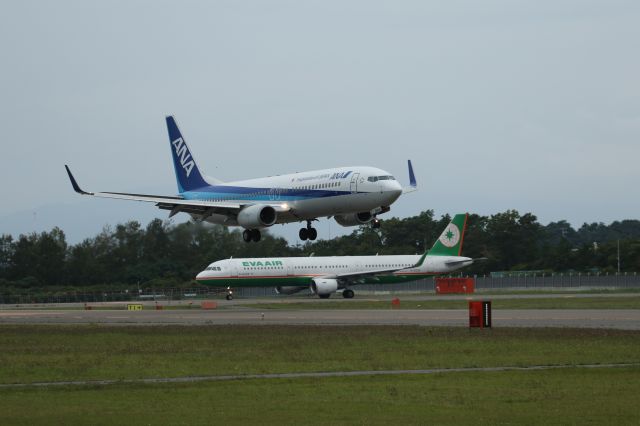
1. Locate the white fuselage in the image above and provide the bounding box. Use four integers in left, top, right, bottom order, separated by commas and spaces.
196, 254, 473, 287
182, 166, 403, 225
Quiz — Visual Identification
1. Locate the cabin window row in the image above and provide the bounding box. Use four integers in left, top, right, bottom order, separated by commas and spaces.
295, 182, 341, 191
364, 264, 412, 268
296, 265, 348, 269
239, 264, 412, 271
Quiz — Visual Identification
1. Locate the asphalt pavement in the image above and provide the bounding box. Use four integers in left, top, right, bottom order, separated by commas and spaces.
1, 307, 638, 329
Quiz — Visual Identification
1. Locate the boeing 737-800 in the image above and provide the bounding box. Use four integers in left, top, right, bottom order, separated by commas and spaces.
197, 214, 482, 299
65, 116, 417, 242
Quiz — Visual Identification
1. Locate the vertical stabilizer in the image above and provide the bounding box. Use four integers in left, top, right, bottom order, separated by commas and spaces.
166, 116, 209, 193
429, 213, 468, 256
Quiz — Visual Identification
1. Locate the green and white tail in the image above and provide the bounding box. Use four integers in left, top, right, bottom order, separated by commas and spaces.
429, 213, 468, 256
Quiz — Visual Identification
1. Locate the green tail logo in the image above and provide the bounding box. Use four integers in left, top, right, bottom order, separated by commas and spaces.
428, 213, 468, 256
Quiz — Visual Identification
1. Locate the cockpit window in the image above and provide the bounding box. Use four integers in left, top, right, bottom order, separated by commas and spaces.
367, 175, 396, 182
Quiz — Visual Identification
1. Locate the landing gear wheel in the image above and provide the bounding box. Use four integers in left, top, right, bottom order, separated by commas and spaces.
243, 229, 261, 242
372, 218, 381, 229
300, 220, 317, 241
318, 294, 331, 299
342, 289, 355, 299
225, 294, 233, 301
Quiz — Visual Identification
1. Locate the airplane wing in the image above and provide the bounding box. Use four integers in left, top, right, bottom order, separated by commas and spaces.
65, 166, 291, 218
323, 267, 411, 284
321, 251, 429, 284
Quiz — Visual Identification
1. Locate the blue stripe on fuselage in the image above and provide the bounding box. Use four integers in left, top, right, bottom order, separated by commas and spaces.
181, 185, 363, 202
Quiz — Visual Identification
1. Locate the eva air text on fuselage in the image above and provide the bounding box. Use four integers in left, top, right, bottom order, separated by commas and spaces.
242, 260, 284, 267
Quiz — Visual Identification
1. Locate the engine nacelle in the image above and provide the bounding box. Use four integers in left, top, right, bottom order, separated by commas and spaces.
275, 286, 306, 295
310, 278, 339, 296
334, 212, 373, 227
237, 204, 277, 228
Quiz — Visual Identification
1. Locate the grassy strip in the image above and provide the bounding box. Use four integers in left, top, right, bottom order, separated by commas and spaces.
1, 368, 639, 425
1, 325, 639, 384
477, 287, 640, 295
246, 296, 640, 310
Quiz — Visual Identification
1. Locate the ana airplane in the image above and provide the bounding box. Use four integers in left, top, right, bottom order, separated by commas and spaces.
65, 116, 417, 242
197, 213, 482, 299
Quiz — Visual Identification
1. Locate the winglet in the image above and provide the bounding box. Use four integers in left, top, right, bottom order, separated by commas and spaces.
408, 160, 416, 187
403, 160, 418, 194
64, 165, 93, 195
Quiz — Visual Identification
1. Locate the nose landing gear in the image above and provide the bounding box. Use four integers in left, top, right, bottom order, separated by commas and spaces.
225, 287, 234, 301
371, 217, 381, 229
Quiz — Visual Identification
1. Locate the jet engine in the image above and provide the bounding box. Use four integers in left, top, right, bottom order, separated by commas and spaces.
310, 278, 339, 297
237, 204, 277, 228
334, 212, 373, 227
275, 286, 306, 295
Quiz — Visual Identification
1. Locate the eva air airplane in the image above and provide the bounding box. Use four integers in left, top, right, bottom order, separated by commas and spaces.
65, 116, 417, 242
197, 214, 481, 299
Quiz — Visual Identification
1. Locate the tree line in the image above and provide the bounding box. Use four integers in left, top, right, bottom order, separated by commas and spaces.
1, 210, 639, 290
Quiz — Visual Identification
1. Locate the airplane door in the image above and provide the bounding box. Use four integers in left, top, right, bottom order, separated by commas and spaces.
230, 263, 239, 278
349, 173, 360, 193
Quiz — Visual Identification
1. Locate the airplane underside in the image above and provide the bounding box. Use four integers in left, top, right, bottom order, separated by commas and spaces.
178, 193, 391, 242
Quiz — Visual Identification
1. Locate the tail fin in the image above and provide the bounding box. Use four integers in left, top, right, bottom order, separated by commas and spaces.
166, 116, 209, 193
429, 213, 468, 256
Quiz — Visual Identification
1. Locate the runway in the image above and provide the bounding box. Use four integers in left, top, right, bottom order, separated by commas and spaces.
1, 308, 638, 329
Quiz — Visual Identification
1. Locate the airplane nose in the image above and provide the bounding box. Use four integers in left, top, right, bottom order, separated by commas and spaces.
381, 181, 402, 204
196, 271, 206, 280
389, 181, 402, 197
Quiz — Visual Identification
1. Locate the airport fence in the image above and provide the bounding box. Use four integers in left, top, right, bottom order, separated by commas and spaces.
1, 272, 639, 304
236, 271, 640, 297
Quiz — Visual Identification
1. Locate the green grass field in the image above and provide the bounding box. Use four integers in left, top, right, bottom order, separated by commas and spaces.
245, 295, 640, 310
2, 369, 640, 425
1, 325, 639, 424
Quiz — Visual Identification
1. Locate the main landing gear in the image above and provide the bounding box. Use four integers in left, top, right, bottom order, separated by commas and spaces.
299, 221, 317, 241
342, 289, 355, 299
242, 229, 261, 243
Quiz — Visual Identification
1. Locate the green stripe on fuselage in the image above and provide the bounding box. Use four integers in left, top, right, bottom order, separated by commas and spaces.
196, 273, 435, 288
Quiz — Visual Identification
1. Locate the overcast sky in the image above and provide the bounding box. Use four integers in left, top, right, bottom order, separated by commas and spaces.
1, 0, 639, 243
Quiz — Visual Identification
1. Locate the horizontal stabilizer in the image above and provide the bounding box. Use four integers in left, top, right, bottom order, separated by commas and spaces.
445, 257, 487, 266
